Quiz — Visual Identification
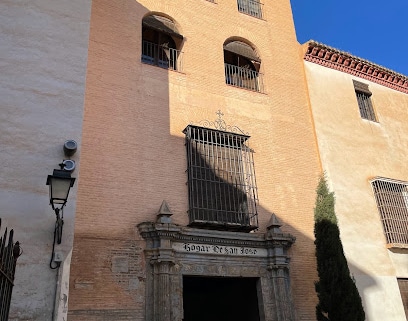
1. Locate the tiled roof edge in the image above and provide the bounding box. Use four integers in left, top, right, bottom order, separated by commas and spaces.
303, 40, 408, 94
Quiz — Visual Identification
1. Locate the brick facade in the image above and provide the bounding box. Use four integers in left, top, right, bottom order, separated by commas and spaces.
69, 0, 321, 319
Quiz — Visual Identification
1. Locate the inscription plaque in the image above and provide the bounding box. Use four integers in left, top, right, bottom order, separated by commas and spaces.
173, 242, 267, 257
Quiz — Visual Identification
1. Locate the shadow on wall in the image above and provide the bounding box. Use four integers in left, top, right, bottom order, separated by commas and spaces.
68, 132, 378, 320
65, 1, 378, 320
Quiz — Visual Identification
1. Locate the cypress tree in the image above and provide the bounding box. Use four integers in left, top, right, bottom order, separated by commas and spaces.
314, 175, 365, 321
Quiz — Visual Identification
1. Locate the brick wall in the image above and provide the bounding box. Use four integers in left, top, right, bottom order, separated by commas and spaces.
69, 0, 321, 319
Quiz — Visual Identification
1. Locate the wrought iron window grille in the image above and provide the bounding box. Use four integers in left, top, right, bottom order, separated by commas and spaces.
353, 80, 377, 122
184, 111, 259, 231
371, 177, 408, 248
397, 278, 408, 317
237, 0, 264, 19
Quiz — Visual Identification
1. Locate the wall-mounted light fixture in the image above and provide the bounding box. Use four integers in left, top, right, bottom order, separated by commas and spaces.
46, 140, 77, 269
46, 169, 76, 242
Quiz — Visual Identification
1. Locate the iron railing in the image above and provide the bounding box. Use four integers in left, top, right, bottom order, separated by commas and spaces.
142, 40, 183, 71
225, 63, 264, 92
184, 125, 259, 231
0, 219, 21, 321
237, 0, 263, 19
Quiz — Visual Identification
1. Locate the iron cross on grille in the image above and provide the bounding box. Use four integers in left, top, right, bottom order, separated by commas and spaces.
214, 110, 226, 131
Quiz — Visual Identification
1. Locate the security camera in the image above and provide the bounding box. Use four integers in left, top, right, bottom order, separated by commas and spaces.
63, 140, 77, 157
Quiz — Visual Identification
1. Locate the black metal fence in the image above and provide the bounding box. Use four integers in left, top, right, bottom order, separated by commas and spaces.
0, 219, 21, 321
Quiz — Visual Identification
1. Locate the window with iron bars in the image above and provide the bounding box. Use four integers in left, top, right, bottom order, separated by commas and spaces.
142, 40, 182, 71
141, 15, 183, 71
371, 177, 408, 248
237, 0, 263, 19
224, 63, 263, 92
353, 80, 377, 121
183, 125, 259, 231
397, 278, 408, 318
223, 41, 264, 93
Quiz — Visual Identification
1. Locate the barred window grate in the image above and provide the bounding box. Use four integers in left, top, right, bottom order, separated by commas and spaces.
371, 178, 408, 248
356, 91, 376, 121
184, 125, 259, 231
397, 278, 408, 318
353, 80, 377, 122
237, 0, 263, 19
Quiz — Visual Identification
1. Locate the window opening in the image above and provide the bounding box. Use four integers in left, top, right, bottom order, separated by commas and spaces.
398, 278, 408, 318
353, 80, 377, 121
184, 125, 259, 231
224, 41, 263, 92
237, 0, 263, 19
141, 15, 183, 71
371, 177, 408, 247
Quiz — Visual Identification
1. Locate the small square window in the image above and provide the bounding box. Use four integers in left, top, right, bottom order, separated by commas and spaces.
353, 80, 377, 122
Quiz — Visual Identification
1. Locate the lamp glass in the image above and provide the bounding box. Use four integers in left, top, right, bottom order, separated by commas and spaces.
48, 176, 74, 207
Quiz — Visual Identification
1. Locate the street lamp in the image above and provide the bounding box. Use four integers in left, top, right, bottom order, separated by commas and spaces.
46, 140, 77, 269
46, 169, 76, 244
46, 169, 76, 211
46, 168, 76, 270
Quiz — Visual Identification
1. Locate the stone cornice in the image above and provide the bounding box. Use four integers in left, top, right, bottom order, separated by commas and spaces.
303, 40, 408, 94
137, 222, 296, 250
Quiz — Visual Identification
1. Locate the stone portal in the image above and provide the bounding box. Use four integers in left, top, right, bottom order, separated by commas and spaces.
138, 212, 296, 321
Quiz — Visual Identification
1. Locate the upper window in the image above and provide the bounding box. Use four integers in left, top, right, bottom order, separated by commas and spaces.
237, 0, 263, 19
353, 80, 377, 122
183, 125, 259, 231
371, 177, 408, 248
224, 40, 263, 92
141, 15, 183, 71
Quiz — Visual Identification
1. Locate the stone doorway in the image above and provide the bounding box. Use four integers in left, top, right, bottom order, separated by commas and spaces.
138, 211, 297, 321
183, 276, 260, 321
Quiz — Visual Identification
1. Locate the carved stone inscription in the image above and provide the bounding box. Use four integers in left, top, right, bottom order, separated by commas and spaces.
173, 242, 267, 257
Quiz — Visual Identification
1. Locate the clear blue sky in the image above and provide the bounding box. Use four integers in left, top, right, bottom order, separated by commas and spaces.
290, 0, 408, 76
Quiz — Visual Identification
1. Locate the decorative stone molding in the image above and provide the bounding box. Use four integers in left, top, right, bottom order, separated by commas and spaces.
303, 40, 408, 94
137, 208, 296, 321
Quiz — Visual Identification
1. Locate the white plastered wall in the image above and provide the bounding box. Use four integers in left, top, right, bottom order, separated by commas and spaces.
304, 60, 408, 321
0, 1, 91, 319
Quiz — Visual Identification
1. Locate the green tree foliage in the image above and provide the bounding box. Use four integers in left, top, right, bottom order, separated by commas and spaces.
314, 175, 365, 321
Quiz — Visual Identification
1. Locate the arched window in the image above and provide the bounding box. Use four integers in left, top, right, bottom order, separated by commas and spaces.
223, 40, 263, 92
142, 14, 183, 71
